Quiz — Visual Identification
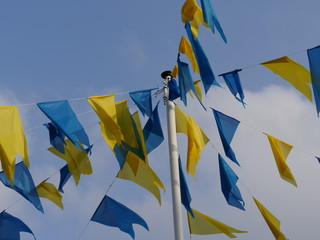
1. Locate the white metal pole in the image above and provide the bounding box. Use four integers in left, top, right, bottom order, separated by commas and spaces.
162, 71, 184, 240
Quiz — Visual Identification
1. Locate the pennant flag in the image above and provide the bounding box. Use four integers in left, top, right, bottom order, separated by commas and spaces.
218, 154, 245, 210
265, 133, 297, 187
212, 109, 240, 166
308, 46, 320, 116
36, 179, 63, 209
0, 211, 35, 240
261, 56, 312, 102
316, 156, 320, 164
179, 36, 200, 73
44, 122, 66, 154
58, 164, 71, 193
253, 197, 287, 240
171, 65, 178, 78
37, 100, 90, 152
0, 105, 29, 185
168, 78, 181, 101
143, 102, 164, 154
175, 105, 209, 177
91, 195, 149, 239
129, 88, 157, 117
0, 162, 43, 213
200, 0, 227, 43
219, 69, 246, 107
187, 208, 247, 237
48, 139, 93, 186
189, 80, 203, 101
179, 156, 194, 217
87, 94, 122, 149
186, 22, 220, 94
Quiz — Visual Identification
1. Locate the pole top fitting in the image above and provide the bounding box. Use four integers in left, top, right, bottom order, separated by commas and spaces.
161, 71, 172, 79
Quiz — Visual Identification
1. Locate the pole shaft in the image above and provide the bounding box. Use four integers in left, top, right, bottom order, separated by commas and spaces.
164, 76, 184, 240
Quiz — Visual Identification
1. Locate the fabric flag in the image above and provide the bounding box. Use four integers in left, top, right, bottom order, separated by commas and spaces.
44, 122, 66, 154
0, 211, 35, 240
200, 0, 227, 43
253, 197, 287, 240
219, 69, 246, 107
189, 80, 203, 101
179, 156, 194, 217
186, 22, 220, 94
129, 88, 157, 117
0, 105, 29, 185
179, 36, 199, 73
187, 208, 247, 237
218, 154, 245, 210
307, 46, 320, 116
91, 195, 149, 239
171, 65, 178, 78
212, 109, 240, 166
37, 100, 90, 153
168, 78, 181, 101
0, 162, 43, 213
143, 102, 164, 154
87, 94, 122, 149
265, 133, 297, 187
316, 156, 320, 164
48, 139, 93, 186
36, 179, 63, 209
261, 56, 312, 102
175, 105, 209, 177
58, 164, 71, 193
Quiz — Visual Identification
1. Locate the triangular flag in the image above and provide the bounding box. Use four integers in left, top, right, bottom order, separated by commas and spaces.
212, 109, 240, 166
36, 179, 63, 209
0, 211, 35, 240
37, 100, 90, 152
58, 164, 71, 193
179, 156, 194, 217
129, 88, 157, 117
200, 0, 227, 43
265, 133, 297, 187
0, 162, 43, 213
179, 36, 199, 73
186, 22, 220, 94
43, 122, 66, 154
91, 195, 149, 239
253, 197, 287, 240
261, 56, 312, 102
187, 208, 247, 237
175, 105, 209, 177
171, 65, 178, 78
0, 105, 29, 185
168, 78, 181, 101
219, 69, 246, 107
48, 139, 93, 186
218, 154, 245, 210
316, 156, 320, 164
307, 46, 320, 116
143, 102, 164, 154
189, 80, 203, 102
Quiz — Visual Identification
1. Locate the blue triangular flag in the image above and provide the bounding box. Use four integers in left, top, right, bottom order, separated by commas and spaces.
212, 109, 240, 166
44, 122, 66, 154
219, 69, 246, 107
143, 102, 164, 154
0, 211, 35, 240
37, 100, 90, 151
0, 162, 43, 213
168, 78, 181, 101
200, 0, 227, 43
58, 164, 72, 193
178, 156, 194, 217
316, 156, 320, 164
129, 88, 157, 117
91, 195, 149, 239
218, 154, 245, 210
307, 46, 320, 117
185, 22, 220, 94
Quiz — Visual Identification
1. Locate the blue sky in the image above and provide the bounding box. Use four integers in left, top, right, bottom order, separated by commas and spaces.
1, 0, 320, 239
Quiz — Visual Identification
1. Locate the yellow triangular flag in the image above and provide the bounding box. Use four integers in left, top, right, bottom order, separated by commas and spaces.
36, 179, 63, 209
189, 80, 203, 101
261, 56, 312, 102
48, 139, 92, 185
187, 208, 247, 237
181, 0, 199, 23
171, 65, 178, 78
0, 105, 29, 185
179, 36, 200, 74
253, 197, 287, 240
265, 133, 297, 187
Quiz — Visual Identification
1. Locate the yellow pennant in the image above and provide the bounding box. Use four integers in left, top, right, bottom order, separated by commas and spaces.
261, 56, 312, 102
187, 208, 247, 237
265, 133, 297, 187
0, 105, 29, 185
253, 197, 287, 240
189, 80, 203, 101
171, 65, 178, 78
36, 179, 63, 209
179, 36, 200, 74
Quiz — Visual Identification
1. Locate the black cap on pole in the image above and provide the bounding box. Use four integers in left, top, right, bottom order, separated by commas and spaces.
161, 71, 172, 79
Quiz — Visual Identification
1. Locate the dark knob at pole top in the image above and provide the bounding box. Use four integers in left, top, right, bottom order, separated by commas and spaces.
161, 71, 172, 79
